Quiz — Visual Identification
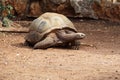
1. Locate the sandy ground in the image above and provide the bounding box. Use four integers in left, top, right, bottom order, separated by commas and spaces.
0, 19, 120, 80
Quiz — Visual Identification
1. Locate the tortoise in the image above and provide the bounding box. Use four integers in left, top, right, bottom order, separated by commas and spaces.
25, 12, 85, 50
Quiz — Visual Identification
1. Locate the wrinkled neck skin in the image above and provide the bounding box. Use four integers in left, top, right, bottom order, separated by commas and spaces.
56, 30, 86, 42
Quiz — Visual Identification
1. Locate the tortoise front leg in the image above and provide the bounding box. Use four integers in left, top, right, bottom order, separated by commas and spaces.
70, 40, 80, 50
57, 30, 81, 50
65, 30, 81, 50
33, 33, 60, 49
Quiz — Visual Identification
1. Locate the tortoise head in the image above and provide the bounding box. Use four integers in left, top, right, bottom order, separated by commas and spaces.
76, 33, 86, 39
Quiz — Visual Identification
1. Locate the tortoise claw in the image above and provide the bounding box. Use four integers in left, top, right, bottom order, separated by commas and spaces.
24, 40, 34, 47
70, 40, 80, 50
71, 44, 80, 50
24, 40, 29, 46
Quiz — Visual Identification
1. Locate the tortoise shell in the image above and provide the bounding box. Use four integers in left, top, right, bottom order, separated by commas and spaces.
29, 12, 77, 38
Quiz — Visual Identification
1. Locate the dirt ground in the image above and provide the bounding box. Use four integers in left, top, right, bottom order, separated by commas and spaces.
0, 19, 120, 80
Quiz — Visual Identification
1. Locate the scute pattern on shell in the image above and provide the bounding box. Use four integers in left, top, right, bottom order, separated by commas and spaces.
29, 12, 77, 36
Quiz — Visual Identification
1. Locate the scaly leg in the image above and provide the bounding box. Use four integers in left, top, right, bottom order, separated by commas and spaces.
25, 31, 43, 46
59, 29, 81, 50
34, 33, 60, 49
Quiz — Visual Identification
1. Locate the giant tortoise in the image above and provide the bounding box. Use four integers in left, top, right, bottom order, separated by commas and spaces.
25, 12, 85, 50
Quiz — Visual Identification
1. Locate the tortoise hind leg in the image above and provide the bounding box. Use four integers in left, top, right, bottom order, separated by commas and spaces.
24, 31, 43, 47
24, 40, 34, 47
25, 31, 43, 46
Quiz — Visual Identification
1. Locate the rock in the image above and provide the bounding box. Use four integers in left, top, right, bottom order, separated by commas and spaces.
40, 0, 75, 16
50, 0, 66, 4
5, 0, 120, 22
11, 0, 28, 17
0, 21, 2, 27
92, 0, 120, 22
28, 1, 43, 17
70, 0, 99, 19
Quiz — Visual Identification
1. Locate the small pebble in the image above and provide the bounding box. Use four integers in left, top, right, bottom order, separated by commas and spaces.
4, 62, 8, 65
16, 54, 20, 56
